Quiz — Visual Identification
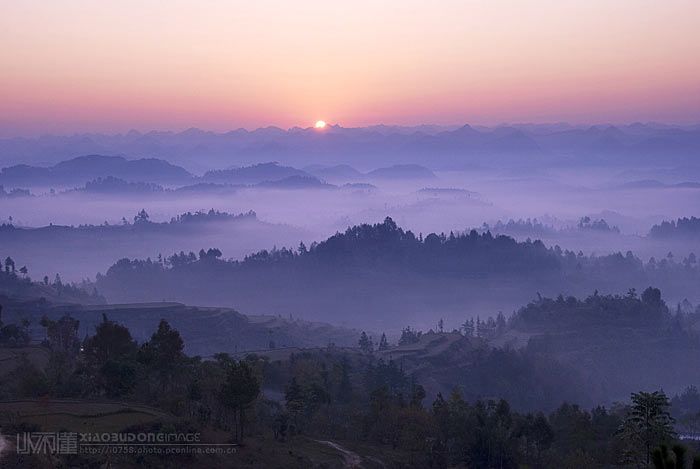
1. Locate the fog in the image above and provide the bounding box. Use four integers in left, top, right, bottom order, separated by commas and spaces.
3, 126, 700, 463
2, 166, 698, 284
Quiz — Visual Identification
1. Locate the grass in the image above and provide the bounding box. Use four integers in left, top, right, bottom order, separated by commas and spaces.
0, 398, 172, 433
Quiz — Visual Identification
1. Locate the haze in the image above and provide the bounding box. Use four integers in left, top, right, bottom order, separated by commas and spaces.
2, 3, 700, 467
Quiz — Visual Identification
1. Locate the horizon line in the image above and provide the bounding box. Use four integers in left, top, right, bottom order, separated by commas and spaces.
3, 120, 700, 139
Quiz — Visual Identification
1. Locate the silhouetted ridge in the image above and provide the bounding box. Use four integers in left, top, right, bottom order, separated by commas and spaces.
650, 216, 700, 238
93, 217, 700, 326
0, 154, 193, 186
240, 217, 559, 274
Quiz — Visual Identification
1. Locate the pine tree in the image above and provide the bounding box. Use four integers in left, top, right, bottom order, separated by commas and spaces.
358, 331, 374, 352
620, 391, 676, 467
378, 333, 389, 351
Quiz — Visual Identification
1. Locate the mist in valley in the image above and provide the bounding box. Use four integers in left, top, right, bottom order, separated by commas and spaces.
2, 130, 700, 467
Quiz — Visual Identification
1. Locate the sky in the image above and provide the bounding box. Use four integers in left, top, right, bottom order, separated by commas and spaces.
1, 0, 700, 136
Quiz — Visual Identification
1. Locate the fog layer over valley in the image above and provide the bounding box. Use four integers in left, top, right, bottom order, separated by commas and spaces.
93, 217, 700, 331
3, 123, 700, 467
1, 141, 699, 287
1, 125, 699, 328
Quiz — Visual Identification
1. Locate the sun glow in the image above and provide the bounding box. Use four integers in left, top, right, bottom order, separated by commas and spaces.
314, 120, 327, 129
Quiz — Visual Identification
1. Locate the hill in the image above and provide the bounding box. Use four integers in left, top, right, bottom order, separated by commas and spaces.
255, 175, 334, 190
501, 290, 700, 401
0, 155, 193, 187
94, 217, 700, 327
0, 209, 301, 283
202, 162, 311, 184
0, 296, 360, 357
366, 164, 435, 180
650, 216, 700, 239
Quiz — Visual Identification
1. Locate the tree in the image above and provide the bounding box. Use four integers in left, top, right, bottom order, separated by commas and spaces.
620, 391, 676, 467
652, 444, 686, 469
496, 312, 507, 336
399, 326, 422, 345
410, 377, 426, 408
219, 360, 260, 442
378, 333, 389, 351
83, 314, 137, 366
4, 256, 15, 274
140, 320, 184, 390
285, 377, 305, 434
462, 318, 475, 337
358, 331, 374, 352
198, 248, 222, 260
134, 209, 150, 224
18, 266, 28, 278
642, 287, 663, 309
81, 315, 138, 396
516, 412, 554, 465
336, 359, 352, 403
40, 315, 80, 355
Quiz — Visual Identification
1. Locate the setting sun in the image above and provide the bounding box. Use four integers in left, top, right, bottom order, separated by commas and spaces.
314, 120, 327, 129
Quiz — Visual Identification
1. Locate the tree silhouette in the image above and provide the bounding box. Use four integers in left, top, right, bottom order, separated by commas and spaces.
652, 444, 686, 469
378, 333, 389, 351
620, 391, 676, 467
140, 319, 184, 391
358, 331, 374, 352
4, 256, 15, 274
219, 359, 260, 442
133, 209, 150, 224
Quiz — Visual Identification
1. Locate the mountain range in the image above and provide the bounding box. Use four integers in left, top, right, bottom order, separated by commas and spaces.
0, 157, 435, 189
2, 123, 699, 172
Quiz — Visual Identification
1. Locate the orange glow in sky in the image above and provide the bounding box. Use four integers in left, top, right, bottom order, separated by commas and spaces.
1, 0, 699, 135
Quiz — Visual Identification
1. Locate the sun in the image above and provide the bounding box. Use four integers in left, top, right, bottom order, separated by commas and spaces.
314, 120, 327, 129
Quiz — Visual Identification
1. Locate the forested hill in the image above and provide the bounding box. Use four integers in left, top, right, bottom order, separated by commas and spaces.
244, 216, 561, 274
95, 217, 700, 327
650, 216, 700, 239
501, 289, 700, 401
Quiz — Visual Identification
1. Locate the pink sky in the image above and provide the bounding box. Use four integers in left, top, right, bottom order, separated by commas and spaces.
1, 0, 699, 135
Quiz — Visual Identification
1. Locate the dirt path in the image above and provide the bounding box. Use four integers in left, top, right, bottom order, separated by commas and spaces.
0, 432, 8, 459
315, 439, 364, 468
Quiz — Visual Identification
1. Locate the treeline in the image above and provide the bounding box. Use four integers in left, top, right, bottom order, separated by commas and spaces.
0, 209, 257, 231
0, 185, 31, 198
3, 312, 700, 467
81, 176, 164, 194
0, 255, 101, 304
94, 218, 700, 319
104, 216, 699, 276
510, 287, 675, 330
651, 216, 700, 238
483, 216, 620, 237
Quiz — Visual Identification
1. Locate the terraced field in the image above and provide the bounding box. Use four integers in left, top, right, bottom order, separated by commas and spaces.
0, 398, 172, 432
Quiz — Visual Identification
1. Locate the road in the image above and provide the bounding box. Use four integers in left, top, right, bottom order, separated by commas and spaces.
0, 432, 8, 459
315, 439, 363, 468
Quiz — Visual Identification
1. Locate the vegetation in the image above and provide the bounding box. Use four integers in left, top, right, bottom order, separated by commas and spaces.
651, 217, 700, 239
2, 309, 700, 467
94, 217, 700, 326
0, 254, 102, 303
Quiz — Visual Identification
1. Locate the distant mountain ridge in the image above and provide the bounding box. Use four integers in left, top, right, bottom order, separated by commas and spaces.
203, 161, 310, 184
0, 154, 193, 187
0, 158, 435, 190
2, 123, 699, 170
